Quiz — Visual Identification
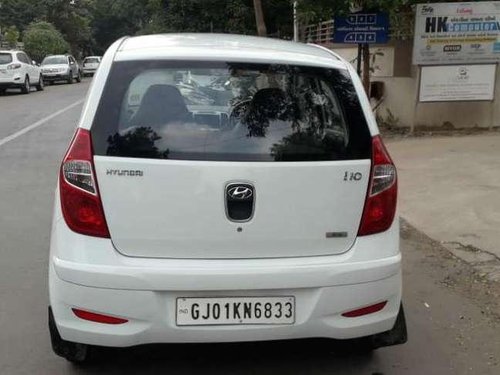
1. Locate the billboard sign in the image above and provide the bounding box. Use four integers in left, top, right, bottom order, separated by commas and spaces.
419, 64, 496, 102
413, 2, 500, 65
333, 13, 389, 44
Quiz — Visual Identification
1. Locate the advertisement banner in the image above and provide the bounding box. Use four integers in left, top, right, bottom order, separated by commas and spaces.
413, 2, 500, 65
419, 64, 496, 102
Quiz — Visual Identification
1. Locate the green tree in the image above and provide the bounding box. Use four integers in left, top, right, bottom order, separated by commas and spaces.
4, 25, 20, 48
23, 21, 70, 63
0, 0, 44, 32
40, 0, 94, 58
90, 0, 165, 54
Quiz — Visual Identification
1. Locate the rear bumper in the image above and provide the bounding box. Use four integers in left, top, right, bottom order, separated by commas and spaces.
49, 214, 402, 347
53, 251, 400, 291
50, 263, 402, 347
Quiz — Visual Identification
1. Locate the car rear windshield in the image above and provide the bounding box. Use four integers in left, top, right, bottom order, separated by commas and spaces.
84, 58, 99, 64
92, 61, 371, 162
0, 53, 13, 64
42, 56, 67, 65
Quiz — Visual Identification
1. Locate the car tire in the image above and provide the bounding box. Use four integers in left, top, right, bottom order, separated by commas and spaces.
48, 307, 92, 364
0, 88, 6, 95
36, 75, 44, 91
21, 76, 30, 94
67, 73, 74, 84
76, 71, 82, 83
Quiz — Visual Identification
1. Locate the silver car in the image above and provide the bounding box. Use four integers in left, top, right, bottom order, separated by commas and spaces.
41, 54, 82, 84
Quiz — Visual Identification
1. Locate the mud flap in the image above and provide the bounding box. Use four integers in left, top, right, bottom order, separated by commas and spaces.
371, 303, 408, 348
48, 307, 89, 363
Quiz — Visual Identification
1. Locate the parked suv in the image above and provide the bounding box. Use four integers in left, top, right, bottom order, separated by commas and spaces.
0, 50, 44, 94
41, 54, 81, 84
82, 56, 102, 76
48, 34, 406, 363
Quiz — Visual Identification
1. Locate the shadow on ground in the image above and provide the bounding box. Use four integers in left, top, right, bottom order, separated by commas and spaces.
70, 340, 383, 375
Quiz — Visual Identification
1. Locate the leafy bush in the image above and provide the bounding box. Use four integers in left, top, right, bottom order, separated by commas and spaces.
4, 25, 20, 48
22, 21, 69, 63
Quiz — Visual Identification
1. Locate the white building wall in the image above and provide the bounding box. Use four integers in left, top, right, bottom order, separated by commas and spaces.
376, 66, 500, 129
330, 43, 500, 129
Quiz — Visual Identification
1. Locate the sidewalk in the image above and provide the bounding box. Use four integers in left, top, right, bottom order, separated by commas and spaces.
387, 134, 500, 280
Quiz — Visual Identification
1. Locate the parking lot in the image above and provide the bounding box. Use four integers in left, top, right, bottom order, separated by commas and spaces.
0, 81, 498, 374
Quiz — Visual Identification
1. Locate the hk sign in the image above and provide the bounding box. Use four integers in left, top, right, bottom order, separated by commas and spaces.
413, 2, 500, 65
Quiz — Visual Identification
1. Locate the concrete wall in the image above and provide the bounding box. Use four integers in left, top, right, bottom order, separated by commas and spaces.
329, 41, 500, 129
376, 65, 500, 129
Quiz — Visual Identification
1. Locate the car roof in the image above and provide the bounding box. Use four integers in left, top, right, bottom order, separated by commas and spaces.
0, 50, 19, 54
115, 33, 347, 70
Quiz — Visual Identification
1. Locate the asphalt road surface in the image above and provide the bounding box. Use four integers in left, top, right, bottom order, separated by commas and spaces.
0, 81, 499, 375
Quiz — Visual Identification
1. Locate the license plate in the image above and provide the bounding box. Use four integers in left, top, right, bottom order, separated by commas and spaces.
176, 296, 295, 326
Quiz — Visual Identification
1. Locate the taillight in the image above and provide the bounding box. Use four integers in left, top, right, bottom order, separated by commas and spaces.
358, 135, 397, 236
7, 63, 22, 70
60, 128, 110, 238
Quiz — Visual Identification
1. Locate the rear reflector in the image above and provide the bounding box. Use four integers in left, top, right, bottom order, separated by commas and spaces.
60, 128, 110, 238
341, 301, 387, 318
72, 308, 128, 325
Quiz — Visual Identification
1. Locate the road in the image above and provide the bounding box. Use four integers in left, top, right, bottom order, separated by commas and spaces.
0, 82, 499, 375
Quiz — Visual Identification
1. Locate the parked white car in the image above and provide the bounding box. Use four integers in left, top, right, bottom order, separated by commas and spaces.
82, 56, 102, 76
48, 34, 406, 363
0, 50, 44, 94
41, 54, 81, 84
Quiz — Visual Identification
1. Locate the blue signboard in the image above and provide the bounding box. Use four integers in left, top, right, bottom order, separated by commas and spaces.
333, 12, 390, 44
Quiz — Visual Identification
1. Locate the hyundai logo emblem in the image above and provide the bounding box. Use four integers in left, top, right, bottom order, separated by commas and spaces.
227, 185, 253, 200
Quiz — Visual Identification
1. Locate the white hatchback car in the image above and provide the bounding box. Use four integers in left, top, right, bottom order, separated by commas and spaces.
0, 50, 44, 94
48, 34, 406, 363
82, 56, 102, 76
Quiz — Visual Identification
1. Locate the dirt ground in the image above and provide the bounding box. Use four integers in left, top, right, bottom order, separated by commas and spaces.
401, 219, 500, 324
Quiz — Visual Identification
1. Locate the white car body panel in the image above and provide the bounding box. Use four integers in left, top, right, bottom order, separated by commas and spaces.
50, 192, 401, 346
51, 190, 400, 290
50, 33, 401, 348
95, 157, 371, 259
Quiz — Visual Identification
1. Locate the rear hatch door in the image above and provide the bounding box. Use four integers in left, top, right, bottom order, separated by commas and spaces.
91, 59, 372, 259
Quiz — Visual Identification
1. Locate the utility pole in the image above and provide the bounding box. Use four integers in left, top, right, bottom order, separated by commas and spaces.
362, 43, 370, 94
354, 0, 370, 94
293, 1, 299, 42
253, 0, 267, 37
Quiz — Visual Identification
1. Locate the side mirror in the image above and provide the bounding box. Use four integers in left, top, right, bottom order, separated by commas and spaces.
32, 60, 36, 65
70, 61, 75, 65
